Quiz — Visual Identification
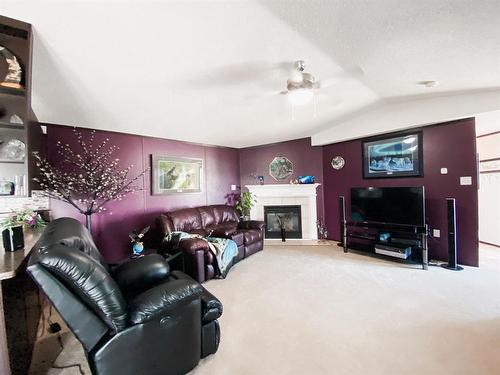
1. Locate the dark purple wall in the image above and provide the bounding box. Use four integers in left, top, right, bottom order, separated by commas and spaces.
45, 124, 240, 262
238, 137, 325, 221
322, 118, 479, 266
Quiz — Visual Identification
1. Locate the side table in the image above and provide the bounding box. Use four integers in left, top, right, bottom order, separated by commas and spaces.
160, 250, 185, 273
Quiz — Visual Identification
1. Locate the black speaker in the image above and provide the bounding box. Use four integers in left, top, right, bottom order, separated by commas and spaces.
338, 195, 346, 248
441, 198, 463, 271
2, 225, 24, 252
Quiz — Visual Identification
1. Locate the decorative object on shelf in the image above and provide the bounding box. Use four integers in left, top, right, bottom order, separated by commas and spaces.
1, 225, 23, 251
129, 226, 150, 258
0, 137, 25, 162
257, 175, 264, 185
0, 179, 14, 195
151, 155, 202, 195
1, 209, 46, 251
2, 209, 46, 230
331, 156, 345, 170
269, 156, 293, 180
0, 45, 24, 90
9, 114, 23, 124
298, 175, 315, 184
14, 174, 26, 196
379, 232, 391, 242
289, 178, 299, 184
32, 129, 149, 234
316, 219, 328, 241
235, 191, 256, 220
362, 131, 423, 179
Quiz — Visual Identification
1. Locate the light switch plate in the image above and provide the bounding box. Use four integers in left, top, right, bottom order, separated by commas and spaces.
460, 176, 472, 186
433, 229, 440, 238
440, 168, 448, 174
231, 184, 237, 191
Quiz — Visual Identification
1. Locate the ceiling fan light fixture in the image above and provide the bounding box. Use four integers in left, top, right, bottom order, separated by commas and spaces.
288, 89, 314, 106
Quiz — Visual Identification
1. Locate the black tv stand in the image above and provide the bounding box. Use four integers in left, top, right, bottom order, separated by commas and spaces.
342, 221, 428, 270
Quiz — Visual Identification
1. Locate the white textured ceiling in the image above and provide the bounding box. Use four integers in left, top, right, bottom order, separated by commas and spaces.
2, 0, 500, 147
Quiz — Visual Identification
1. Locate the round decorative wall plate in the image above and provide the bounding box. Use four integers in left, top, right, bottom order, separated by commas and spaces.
269, 156, 293, 180
331, 156, 345, 170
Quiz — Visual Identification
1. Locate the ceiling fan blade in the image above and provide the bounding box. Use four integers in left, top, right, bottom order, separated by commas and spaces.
316, 66, 364, 89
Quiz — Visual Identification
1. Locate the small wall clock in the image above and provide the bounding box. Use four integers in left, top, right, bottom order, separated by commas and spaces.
331, 156, 345, 170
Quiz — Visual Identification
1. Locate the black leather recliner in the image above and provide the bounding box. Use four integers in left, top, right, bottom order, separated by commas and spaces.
27, 217, 222, 375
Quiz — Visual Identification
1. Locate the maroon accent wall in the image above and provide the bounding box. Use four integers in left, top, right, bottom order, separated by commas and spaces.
322, 118, 479, 266
45, 124, 240, 262
238, 137, 325, 221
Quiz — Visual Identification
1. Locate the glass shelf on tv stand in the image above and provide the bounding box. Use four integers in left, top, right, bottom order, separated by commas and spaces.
343, 222, 429, 270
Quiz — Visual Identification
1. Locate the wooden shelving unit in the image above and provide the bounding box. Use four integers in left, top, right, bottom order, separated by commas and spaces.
0, 15, 37, 196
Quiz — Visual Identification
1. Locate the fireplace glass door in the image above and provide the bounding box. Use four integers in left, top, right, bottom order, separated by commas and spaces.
264, 205, 302, 239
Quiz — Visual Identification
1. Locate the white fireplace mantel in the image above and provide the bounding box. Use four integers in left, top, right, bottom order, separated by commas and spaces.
246, 183, 320, 240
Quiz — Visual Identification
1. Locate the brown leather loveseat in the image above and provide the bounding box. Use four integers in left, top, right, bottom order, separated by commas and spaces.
157, 205, 264, 282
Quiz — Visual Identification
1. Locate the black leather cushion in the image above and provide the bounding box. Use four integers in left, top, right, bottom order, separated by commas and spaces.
36, 244, 128, 334
112, 254, 170, 297
170, 271, 222, 322
243, 230, 262, 244
36, 217, 108, 269
129, 279, 203, 325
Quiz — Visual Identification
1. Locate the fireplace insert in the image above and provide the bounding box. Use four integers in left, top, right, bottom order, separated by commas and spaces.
264, 205, 302, 239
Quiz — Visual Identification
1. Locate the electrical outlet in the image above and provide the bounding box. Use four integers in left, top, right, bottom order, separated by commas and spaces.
440, 168, 448, 174
433, 229, 440, 238
231, 184, 237, 191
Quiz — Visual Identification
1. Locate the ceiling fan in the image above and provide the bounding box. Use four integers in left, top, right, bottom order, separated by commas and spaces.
277, 60, 360, 106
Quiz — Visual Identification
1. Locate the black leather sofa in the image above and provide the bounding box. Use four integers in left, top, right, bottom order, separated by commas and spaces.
28, 217, 222, 375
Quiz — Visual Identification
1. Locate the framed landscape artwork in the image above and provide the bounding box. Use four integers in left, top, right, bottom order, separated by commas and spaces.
151, 155, 203, 194
362, 131, 423, 179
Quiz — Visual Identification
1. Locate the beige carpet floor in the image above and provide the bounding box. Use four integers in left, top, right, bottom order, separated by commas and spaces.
32, 244, 500, 375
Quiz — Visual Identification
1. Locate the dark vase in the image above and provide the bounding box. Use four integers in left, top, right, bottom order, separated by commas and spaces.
280, 228, 286, 242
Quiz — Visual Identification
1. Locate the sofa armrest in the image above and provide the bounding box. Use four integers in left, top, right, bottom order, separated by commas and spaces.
171, 271, 223, 322
112, 254, 169, 296
129, 278, 203, 325
238, 220, 265, 230
179, 238, 210, 255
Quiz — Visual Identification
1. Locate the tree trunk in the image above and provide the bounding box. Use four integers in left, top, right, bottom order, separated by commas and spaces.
85, 213, 92, 235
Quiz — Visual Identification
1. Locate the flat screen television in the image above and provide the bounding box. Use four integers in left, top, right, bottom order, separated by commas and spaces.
350, 186, 425, 227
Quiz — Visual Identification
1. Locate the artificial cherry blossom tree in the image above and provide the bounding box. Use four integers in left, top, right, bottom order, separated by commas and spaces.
33, 129, 149, 233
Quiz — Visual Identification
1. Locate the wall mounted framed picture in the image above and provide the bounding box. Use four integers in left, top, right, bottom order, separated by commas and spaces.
269, 156, 293, 181
151, 155, 203, 194
362, 131, 423, 179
